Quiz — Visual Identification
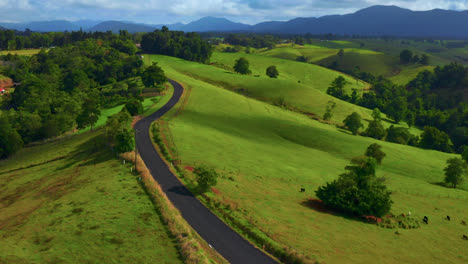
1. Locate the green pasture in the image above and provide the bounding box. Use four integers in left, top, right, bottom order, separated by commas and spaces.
153, 60, 468, 263
0, 130, 182, 264
0, 49, 43, 56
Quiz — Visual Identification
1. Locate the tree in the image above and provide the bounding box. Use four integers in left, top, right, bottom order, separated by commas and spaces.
76, 99, 100, 131
115, 129, 135, 153
194, 165, 219, 193
372, 108, 382, 122
234, 57, 251, 75
315, 156, 392, 217
462, 146, 468, 163
124, 99, 143, 116
323, 101, 336, 121
296, 56, 308, 62
420, 54, 430, 65
343, 112, 363, 135
400, 49, 413, 64
385, 96, 407, 123
266, 65, 279, 78
419, 126, 452, 153
0, 115, 24, 159
337, 49, 344, 57
365, 143, 386, 164
443, 158, 466, 188
141, 63, 167, 88
327, 76, 348, 99
365, 120, 386, 140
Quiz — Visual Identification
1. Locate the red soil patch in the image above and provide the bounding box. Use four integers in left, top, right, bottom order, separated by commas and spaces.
184, 166, 194, 172
362, 215, 382, 224
131, 115, 144, 128
211, 187, 221, 195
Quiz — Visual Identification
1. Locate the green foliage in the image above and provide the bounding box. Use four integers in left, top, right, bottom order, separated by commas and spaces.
443, 158, 466, 188
337, 49, 344, 57
296, 55, 308, 62
385, 96, 407, 123
323, 101, 337, 121
234, 57, 251, 75
141, 28, 212, 63
194, 166, 219, 193
343, 112, 363, 135
462, 146, 468, 163
365, 143, 386, 164
419, 126, 452, 152
114, 129, 135, 154
400, 49, 413, 64
266, 65, 279, 78
0, 114, 23, 158
141, 63, 167, 88
326, 76, 348, 100
316, 156, 392, 217
76, 98, 101, 130
365, 120, 386, 140
124, 99, 143, 116
420, 54, 430, 65
386, 125, 418, 146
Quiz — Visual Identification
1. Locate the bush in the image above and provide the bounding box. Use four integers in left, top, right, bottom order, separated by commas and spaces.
125, 99, 143, 116
0, 115, 24, 159
234, 57, 251, 75
194, 166, 219, 193
266, 65, 279, 78
419, 126, 453, 153
115, 129, 135, 153
365, 120, 386, 140
343, 112, 363, 135
316, 156, 392, 217
365, 143, 386, 164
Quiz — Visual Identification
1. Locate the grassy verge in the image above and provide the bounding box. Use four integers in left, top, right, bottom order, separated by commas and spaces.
0, 130, 183, 263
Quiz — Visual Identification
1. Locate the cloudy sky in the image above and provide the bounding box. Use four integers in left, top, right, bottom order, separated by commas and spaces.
1, 0, 468, 24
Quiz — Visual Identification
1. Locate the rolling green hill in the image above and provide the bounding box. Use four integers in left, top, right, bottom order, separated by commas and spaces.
0, 130, 182, 264
150, 54, 468, 263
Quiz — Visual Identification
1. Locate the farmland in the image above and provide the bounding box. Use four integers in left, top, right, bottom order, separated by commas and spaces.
148, 53, 468, 263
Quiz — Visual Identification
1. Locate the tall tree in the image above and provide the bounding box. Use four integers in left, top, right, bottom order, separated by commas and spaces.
141, 63, 167, 88
234, 57, 251, 75
343, 112, 363, 135
76, 99, 101, 131
443, 158, 466, 188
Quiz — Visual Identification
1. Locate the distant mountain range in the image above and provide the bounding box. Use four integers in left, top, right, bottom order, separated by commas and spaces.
1, 5, 468, 38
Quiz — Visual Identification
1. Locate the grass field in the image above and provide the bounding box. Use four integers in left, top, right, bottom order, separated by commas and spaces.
0, 49, 43, 56
150, 55, 468, 263
0, 130, 182, 264
389, 65, 435, 85
151, 54, 419, 135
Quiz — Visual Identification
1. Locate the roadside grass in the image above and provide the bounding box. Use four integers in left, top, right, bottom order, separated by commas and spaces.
0, 130, 183, 264
150, 58, 468, 264
0, 49, 43, 56
151, 54, 419, 134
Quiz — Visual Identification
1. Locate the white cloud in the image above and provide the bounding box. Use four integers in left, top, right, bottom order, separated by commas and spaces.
0, 0, 467, 24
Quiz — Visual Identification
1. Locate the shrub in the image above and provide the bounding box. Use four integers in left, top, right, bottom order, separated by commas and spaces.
266, 65, 279, 78
234, 57, 251, 75
194, 166, 219, 193
316, 156, 392, 217
365, 143, 386, 164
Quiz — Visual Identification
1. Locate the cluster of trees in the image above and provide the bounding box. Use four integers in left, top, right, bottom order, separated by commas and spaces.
316, 144, 392, 217
223, 34, 279, 49
327, 62, 468, 153
141, 27, 212, 63
399, 49, 430, 65
0, 29, 137, 52
0, 39, 146, 158
342, 110, 452, 152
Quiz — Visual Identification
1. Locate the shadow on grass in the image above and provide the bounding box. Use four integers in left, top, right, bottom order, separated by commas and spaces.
300, 198, 371, 224
430, 181, 450, 188
55, 132, 113, 171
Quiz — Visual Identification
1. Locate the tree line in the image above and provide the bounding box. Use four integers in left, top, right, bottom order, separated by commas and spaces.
327, 63, 467, 153
141, 27, 212, 63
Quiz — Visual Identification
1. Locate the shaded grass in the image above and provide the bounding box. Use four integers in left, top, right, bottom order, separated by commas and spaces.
0, 130, 183, 264
152, 61, 468, 264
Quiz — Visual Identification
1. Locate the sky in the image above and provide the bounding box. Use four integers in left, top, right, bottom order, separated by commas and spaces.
1, 0, 468, 24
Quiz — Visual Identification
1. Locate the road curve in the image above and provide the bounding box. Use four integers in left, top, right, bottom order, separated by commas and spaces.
134, 79, 278, 264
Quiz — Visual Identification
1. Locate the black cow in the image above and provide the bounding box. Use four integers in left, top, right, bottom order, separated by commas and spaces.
461, 220, 466, 226
446, 215, 451, 221
300, 188, 305, 192
463, 235, 468, 240
423, 216, 429, 224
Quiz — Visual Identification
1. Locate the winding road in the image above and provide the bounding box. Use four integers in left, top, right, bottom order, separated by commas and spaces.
134, 79, 277, 264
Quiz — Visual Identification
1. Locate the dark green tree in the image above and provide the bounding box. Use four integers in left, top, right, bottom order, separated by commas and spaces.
443, 158, 466, 188
462, 146, 468, 163
0, 115, 24, 159
115, 129, 135, 153
316, 156, 393, 217
337, 49, 344, 57
365, 143, 386, 164
327, 76, 348, 99
420, 54, 430, 65
385, 96, 407, 123
124, 99, 143, 116
141, 63, 167, 88
419, 126, 452, 153
76, 99, 101, 131
323, 101, 337, 121
400, 49, 413, 64
194, 165, 219, 193
343, 112, 363, 135
234, 57, 251, 75
365, 120, 386, 140
266, 65, 279, 78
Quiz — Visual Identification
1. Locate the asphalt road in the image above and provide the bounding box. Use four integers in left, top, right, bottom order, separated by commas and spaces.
134, 79, 278, 264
